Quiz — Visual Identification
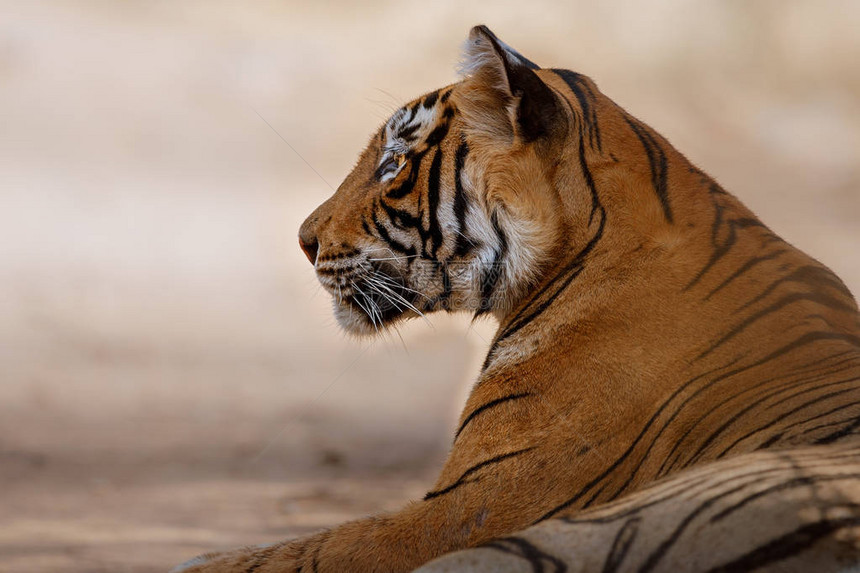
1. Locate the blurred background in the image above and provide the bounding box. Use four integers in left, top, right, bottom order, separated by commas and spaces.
0, 1, 858, 571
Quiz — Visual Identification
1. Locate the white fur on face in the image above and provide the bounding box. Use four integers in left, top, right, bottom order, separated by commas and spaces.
378, 104, 439, 181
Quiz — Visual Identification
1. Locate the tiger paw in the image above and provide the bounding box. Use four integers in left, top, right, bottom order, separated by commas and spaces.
170, 542, 300, 573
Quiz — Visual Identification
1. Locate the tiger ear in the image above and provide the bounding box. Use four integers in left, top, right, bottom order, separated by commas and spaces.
458, 25, 562, 142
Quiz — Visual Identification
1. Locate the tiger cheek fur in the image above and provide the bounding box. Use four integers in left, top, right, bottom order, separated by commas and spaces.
174, 24, 860, 573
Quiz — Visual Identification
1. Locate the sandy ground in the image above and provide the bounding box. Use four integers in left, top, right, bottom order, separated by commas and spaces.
1, 2, 859, 571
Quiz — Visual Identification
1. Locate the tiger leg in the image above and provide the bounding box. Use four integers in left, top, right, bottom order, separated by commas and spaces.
170, 441, 573, 573
416, 443, 860, 573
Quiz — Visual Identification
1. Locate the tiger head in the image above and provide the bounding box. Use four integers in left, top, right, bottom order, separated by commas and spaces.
299, 25, 663, 335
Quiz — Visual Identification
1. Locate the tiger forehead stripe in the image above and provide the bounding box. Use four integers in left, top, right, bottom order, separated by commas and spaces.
387, 102, 434, 137
384, 89, 456, 149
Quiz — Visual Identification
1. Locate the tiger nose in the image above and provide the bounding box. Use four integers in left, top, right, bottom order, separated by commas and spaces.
299, 204, 329, 265
298, 231, 318, 265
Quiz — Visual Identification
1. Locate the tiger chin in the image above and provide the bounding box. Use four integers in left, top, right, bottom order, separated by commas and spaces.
174, 26, 860, 573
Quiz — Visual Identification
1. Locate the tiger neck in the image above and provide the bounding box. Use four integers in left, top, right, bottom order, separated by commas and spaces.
478, 122, 759, 378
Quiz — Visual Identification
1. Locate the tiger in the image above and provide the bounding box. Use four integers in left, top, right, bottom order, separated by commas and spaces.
173, 25, 860, 573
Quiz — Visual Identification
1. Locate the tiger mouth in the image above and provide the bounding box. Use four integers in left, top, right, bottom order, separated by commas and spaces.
340, 291, 409, 324
333, 274, 420, 329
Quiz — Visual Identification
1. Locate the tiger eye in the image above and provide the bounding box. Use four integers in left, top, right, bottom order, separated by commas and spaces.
381, 157, 398, 171
376, 156, 399, 179
378, 154, 406, 179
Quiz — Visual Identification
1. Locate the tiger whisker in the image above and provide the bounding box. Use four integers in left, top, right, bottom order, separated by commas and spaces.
370, 272, 433, 302
362, 246, 421, 256
335, 283, 357, 325
367, 255, 422, 262
373, 87, 403, 107
364, 279, 407, 312
389, 322, 409, 354
363, 246, 417, 252
350, 281, 381, 333
451, 227, 479, 247
365, 276, 432, 328
366, 278, 415, 314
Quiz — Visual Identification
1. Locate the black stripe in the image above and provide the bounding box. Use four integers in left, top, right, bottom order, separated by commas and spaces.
508, 50, 541, 71
601, 355, 758, 497
452, 140, 474, 257
423, 447, 535, 501
713, 385, 860, 460
781, 400, 860, 441
475, 211, 508, 317
685, 187, 767, 291
697, 290, 859, 361
484, 536, 567, 573
656, 358, 860, 475
565, 461, 817, 527
498, 129, 604, 334
703, 248, 789, 301
601, 517, 641, 573
455, 392, 532, 440
710, 472, 860, 523
422, 89, 440, 109
642, 350, 858, 488
533, 360, 744, 523
308, 531, 330, 573
543, 333, 860, 521
633, 473, 801, 573
668, 353, 860, 456
397, 123, 420, 141
426, 149, 444, 259
578, 128, 601, 224
705, 514, 860, 573
792, 416, 860, 440
756, 432, 784, 450
551, 69, 602, 152
578, 75, 603, 152
424, 121, 450, 147
621, 113, 672, 224
748, 331, 860, 370
484, 131, 606, 369
577, 483, 607, 511
485, 265, 585, 370
736, 264, 856, 314
380, 197, 424, 232
406, 101, 420, 123
562, 476, 714, 526
371, 206, 416, 256
630, 461, 860, 573
815, 415, 860, 444
764, 373, 860, 412
683, 376, 860, 467
387, 148, 428, 199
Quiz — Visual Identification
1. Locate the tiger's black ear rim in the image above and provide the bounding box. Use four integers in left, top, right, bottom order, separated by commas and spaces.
466, 25, 563, 142
471, 25, 541, 72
